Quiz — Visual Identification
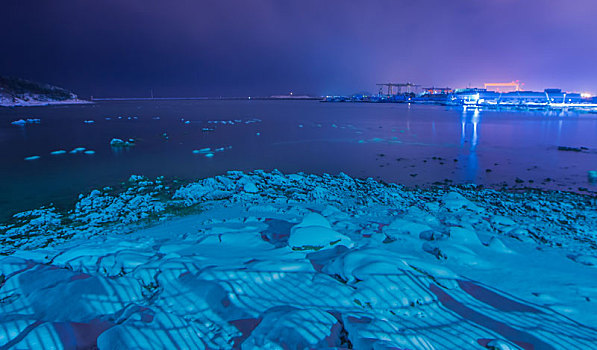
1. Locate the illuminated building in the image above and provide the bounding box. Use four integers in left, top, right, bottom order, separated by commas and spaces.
450, 89, 582, 107
484, 81, 521, 93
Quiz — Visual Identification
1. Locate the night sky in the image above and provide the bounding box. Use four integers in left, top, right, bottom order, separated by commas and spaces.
2, 0, 596, 98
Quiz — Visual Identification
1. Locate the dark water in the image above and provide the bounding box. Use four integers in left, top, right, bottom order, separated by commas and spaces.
1, 100, 596, 219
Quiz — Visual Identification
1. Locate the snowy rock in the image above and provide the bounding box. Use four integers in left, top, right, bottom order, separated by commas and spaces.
441, 191, 483, 212
292, 212, 331, 230
243, 307, 340, 349
243, 181, 259, 193
486, 236, 515, 254
422, 242, 445, 259
289, 213, 352, 250
448, 226, 481, 245
485, 339, 521, 350
491, 215, 517, 231
384, 218, 432, 238
567, 254, 597, 266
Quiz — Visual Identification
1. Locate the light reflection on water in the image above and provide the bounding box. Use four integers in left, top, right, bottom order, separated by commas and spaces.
0, 100, 596, 218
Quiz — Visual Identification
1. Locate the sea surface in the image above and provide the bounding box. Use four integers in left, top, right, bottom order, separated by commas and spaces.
1, 100, 596, 219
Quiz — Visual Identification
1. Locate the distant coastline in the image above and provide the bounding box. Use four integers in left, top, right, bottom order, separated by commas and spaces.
90, 95, 322, 102
0, 76, 90, 107
1, 98, 92, 107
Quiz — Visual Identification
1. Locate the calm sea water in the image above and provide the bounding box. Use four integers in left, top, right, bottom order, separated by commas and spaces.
1, 100, 596, 219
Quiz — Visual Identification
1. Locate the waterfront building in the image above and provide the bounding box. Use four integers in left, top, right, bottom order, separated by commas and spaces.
423, 87, 453, 95
450, 88, 582, 107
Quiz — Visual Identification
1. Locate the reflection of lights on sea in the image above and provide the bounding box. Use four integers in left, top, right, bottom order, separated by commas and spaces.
472, 108, 480, 149
581, 92, 592, 98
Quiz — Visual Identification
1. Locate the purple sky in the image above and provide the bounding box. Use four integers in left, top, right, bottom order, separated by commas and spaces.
2, 0, 596, 97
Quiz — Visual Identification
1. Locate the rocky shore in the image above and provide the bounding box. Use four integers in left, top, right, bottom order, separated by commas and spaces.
1, 171, 596, 348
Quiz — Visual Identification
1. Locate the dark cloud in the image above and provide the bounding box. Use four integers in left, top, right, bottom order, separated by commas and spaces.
1, 0, 596, 97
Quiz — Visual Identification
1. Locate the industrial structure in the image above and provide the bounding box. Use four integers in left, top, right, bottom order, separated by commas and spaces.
376, 82, 421, 96
322, 80, 597, 110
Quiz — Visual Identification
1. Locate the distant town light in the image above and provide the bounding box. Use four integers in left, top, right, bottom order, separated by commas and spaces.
581, 92, 592, 98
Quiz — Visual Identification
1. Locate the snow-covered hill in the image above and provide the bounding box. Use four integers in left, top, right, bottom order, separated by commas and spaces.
0, 76, 89, 107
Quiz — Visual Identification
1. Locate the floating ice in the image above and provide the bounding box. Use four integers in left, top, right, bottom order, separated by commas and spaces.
10, 118, 39, 126
24, 155, 40, 161
193, 146, 230, 157
84, 150, 95, 155
70, 147, 86, 154
11, 119, 27, 125
111, 138, 125, 146
84, 120, 95, 124
110, 138, 134, 147
50, 150, 67, 155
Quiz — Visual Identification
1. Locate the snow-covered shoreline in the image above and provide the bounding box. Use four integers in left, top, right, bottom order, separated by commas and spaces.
1, 171, 596, 348
0, 97, 92, 107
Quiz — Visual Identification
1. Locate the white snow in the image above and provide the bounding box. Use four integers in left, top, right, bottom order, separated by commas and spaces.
0, 170, 596, 349
1, 97, 91, 107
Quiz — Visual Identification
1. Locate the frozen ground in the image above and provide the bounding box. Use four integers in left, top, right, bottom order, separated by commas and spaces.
1, 171, 596, 349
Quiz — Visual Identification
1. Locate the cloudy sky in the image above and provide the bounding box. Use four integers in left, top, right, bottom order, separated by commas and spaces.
2, 0, 596, 97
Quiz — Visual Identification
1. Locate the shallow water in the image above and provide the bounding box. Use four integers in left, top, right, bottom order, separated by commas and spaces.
1, 100, 596, 219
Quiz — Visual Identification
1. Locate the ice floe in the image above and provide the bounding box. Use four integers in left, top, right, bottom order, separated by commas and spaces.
110, 138, 135, 147
192, 146, 232, 158
70, 147, 86, 154
11, 118, 40, 126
